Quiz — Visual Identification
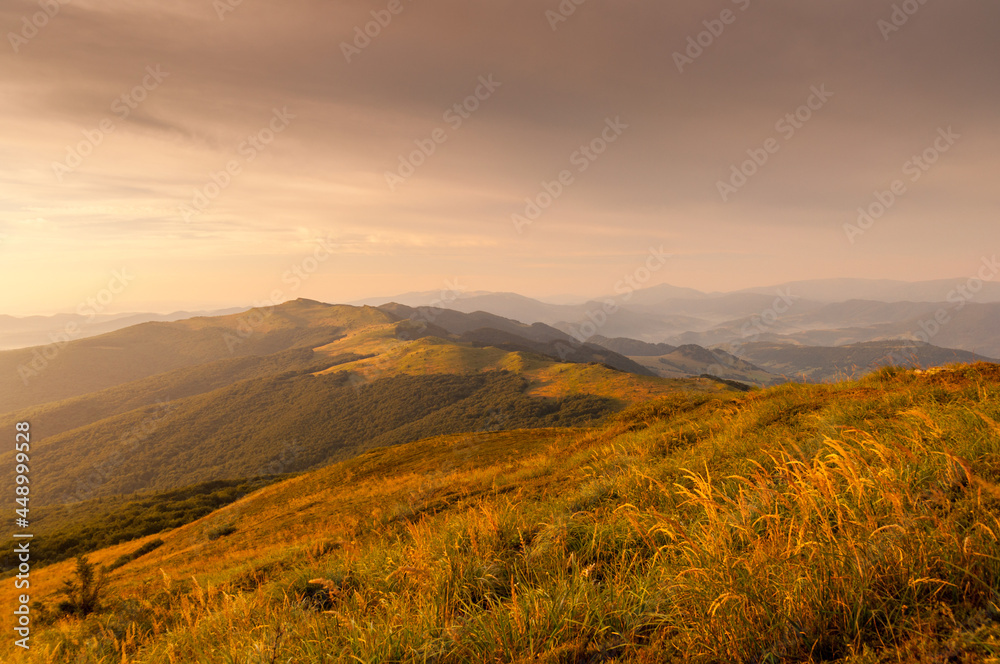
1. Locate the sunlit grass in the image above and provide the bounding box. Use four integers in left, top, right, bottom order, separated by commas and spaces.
5, 364, 1000, 662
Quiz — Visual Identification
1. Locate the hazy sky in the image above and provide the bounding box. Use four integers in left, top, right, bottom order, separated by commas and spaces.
2, 0, 998, 315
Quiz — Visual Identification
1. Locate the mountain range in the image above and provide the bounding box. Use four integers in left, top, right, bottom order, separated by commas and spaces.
2, 292, 998, 662
2, 293, 994, 513
0, 307, 246, 351
0, 299, 735, 509
357, 279, 1000, 358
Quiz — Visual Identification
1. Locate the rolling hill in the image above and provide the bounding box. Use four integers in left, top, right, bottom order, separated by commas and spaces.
0, 300, 395, 413
725, 339, 998, 383
1, 300, 735, 511
0, 308, 247, 351
588, 337, 781, 386
362, 285, 1000, 359
5, 363, 1000, 662
9, 296, 994, 517
379, 303, 656, 376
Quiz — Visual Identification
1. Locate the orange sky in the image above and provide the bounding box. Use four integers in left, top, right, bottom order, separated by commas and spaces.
1, 0, 998, 315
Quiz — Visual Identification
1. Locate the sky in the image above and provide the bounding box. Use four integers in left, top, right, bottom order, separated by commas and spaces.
1, 0, 998, 315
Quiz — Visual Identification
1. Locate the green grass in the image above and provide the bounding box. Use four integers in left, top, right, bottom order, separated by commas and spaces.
6, 364, 1000, 663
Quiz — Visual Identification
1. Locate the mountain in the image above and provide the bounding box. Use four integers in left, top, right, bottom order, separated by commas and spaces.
4, 294, 996, 513
362, 291, 571, 325
662, 299, 939, 348
0, 307, 247, 350
587, 336, 677, 356
727, 339, 997, 382
1, 299, 735, 507
599, 281, 710, 305
716, 302, 1000, 359
381, 304, 656, 376
623, 344, 781, 386
7, 363, 999, 662
738, 277, 1000, 303
360, 281, 1000, 356
366, 292, 712, 339
379, 303, 570, 343
0, 300, 392, 413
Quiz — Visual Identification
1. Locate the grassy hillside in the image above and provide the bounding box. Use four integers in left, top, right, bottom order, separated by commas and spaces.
0, 300, 394, 413
1, 478, 287, 572
2, 304, 722, 511
380, 303, 658, 376
14, 369, 625, 506
623, 343, 782, 386
7, 364, 1000, 662
0, 347, 338, 443
312, 326, 729, 403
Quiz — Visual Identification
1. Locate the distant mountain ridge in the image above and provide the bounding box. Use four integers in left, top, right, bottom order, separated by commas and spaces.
358, 279, 1000, 357
737, 277, 1000, 303
0, 308, 248, 351
725, 340, 997, 383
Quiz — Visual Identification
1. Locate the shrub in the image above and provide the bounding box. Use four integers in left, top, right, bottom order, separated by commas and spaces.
57, 555, 106, 616
207, 524, 237, 540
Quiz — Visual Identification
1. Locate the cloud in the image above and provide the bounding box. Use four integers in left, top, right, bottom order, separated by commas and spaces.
1, 0, 998, 312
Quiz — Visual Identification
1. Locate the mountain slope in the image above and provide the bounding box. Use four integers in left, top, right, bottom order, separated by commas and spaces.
17, 369, 622, 506
3, 302, 730, 508
0, 347, 336, 444
739, 277, 1000, 303
729, 339, 997, 382
0, 300, 395, 413
8, 363, 1000, 663
627, 344, 780, 386
588, 335, 677, 356
0, 308, 247, 351
380, 303, 657, 376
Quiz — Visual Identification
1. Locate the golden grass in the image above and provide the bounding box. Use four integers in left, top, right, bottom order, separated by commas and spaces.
5, 364, 1000, 663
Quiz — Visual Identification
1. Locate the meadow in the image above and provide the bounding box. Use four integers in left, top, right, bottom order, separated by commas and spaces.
5, 364, 1000, 663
